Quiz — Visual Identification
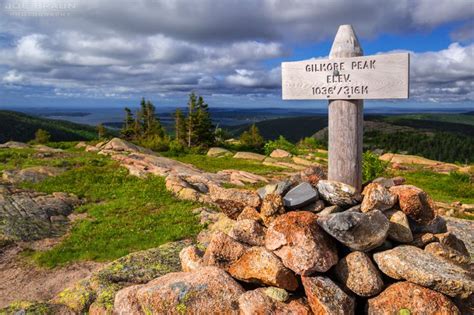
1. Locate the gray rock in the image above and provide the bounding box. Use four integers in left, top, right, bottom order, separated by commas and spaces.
372, 177, 395, 188
373, 245, 474, 298
258, 180, 292, 199
317, 210, 390, 251
316, 180, 361, 208
283, 182, 318, 209
410, 215, 447, 234
0, 185, 80, 241
384, 209, 413, 243
300, 199, 325, 213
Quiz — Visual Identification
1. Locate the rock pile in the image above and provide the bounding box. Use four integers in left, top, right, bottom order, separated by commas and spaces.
114, 171, 473, 314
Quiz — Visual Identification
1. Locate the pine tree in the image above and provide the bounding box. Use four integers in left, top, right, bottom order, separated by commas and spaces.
194, 96, 214, 147
174, 108, 187, 144
240, 124, 264, 149
34, 129, 51, 144
97, 123, 107, 139
121, 107, 135, 139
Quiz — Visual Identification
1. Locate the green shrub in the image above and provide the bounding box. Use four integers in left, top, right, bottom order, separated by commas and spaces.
362, 150, 388, 182
33, 129, 51, 144
297, 137, 324, 150
264, 136, 298, 156
137, 135, 170, 152
168, 140, 187, 156
240, 124, 264, 151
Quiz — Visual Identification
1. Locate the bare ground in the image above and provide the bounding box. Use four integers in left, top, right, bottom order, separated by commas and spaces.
0, 245, 103, 308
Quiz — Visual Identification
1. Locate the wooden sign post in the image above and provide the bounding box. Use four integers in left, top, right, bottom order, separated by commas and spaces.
282, 25, 409, 191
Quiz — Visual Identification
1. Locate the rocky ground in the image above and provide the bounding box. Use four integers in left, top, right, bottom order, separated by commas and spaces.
0, 138, 472, 314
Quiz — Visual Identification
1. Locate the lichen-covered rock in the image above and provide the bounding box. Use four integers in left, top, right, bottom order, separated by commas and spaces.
300, 199, 325, 213
229, 219, 266, 246
335, 251, 384, 297
237, 206, 262, 223
316, 180, 361, 207
425, 241, 471, 267
113, 285, 142, 315
209, 185, 261, 219
234, 151, 266, 161
389, 185, 436, 225
135, 267, 244, 314
239, 288, 312, 315
179, 245, 204, 272
283, 182, 319, 209
265, 211, 338, 275
92, 240, 191, 286
229, 247, 298, 290
302, 276, 355, 315
202, 231, 248, 270
361, 183, 397, 212
207, 147, 231, 157
384, 209, 413, 243
260, 193, 286, 226
317, 210, 389, 252
257, 180, 292, 199
0, 184, 80, 241
53, 279, 96, 313
263, 287, 290, 302
270, 149, 292, 158
367, 282, 460, 315
100, 137, 153, 154
2, 166, 65, 184
373, 245, 474, 298
0, 141, 30, 149
300, 165, 326, 187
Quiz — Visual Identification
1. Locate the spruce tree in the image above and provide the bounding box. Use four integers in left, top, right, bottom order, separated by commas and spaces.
240, 124, 264, 150
97, 123, 107, 139
121, 107, 135, 139
195, 96, 214, 147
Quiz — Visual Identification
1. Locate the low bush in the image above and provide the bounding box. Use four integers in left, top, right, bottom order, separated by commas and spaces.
264, 136, 298, 156
362, 150, 389, 182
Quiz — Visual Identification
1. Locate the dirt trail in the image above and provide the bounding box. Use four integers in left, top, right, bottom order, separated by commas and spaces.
0, 245, 103, 308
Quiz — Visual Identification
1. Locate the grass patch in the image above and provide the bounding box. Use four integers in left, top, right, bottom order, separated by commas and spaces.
395, 169, 474, 204
17, 152, 201, 267
168, 154, 285, 175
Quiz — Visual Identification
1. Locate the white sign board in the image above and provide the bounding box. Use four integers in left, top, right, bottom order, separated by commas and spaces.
282, 52, 409, 100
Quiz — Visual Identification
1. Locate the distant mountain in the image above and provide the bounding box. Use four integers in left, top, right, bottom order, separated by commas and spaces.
0, 110, 98, 143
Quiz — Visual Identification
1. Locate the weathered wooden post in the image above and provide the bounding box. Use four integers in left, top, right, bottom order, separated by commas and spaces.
328, 25, 364, 191
282, 24, 409, 192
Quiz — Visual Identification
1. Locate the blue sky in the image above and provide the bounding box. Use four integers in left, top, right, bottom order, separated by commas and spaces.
0, 0, 473, 109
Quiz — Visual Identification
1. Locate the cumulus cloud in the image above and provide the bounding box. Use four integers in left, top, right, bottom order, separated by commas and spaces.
0, 0, 473, 102
410, 43, 474, 102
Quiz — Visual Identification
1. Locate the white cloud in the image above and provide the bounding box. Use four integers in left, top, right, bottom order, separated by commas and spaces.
0, 0, 473, 102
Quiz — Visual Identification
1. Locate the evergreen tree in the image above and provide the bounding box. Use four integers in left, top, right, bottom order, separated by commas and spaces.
194, 96, 214, 147
174, 108, 187, 144
34, 129, 51, 144
120, 107, 135, 139
240, 124, 264, 150
97, 123, 107, 139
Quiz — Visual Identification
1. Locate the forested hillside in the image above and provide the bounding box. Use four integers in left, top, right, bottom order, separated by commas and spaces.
227, 113, 474, 164
0, 110, 98, 143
